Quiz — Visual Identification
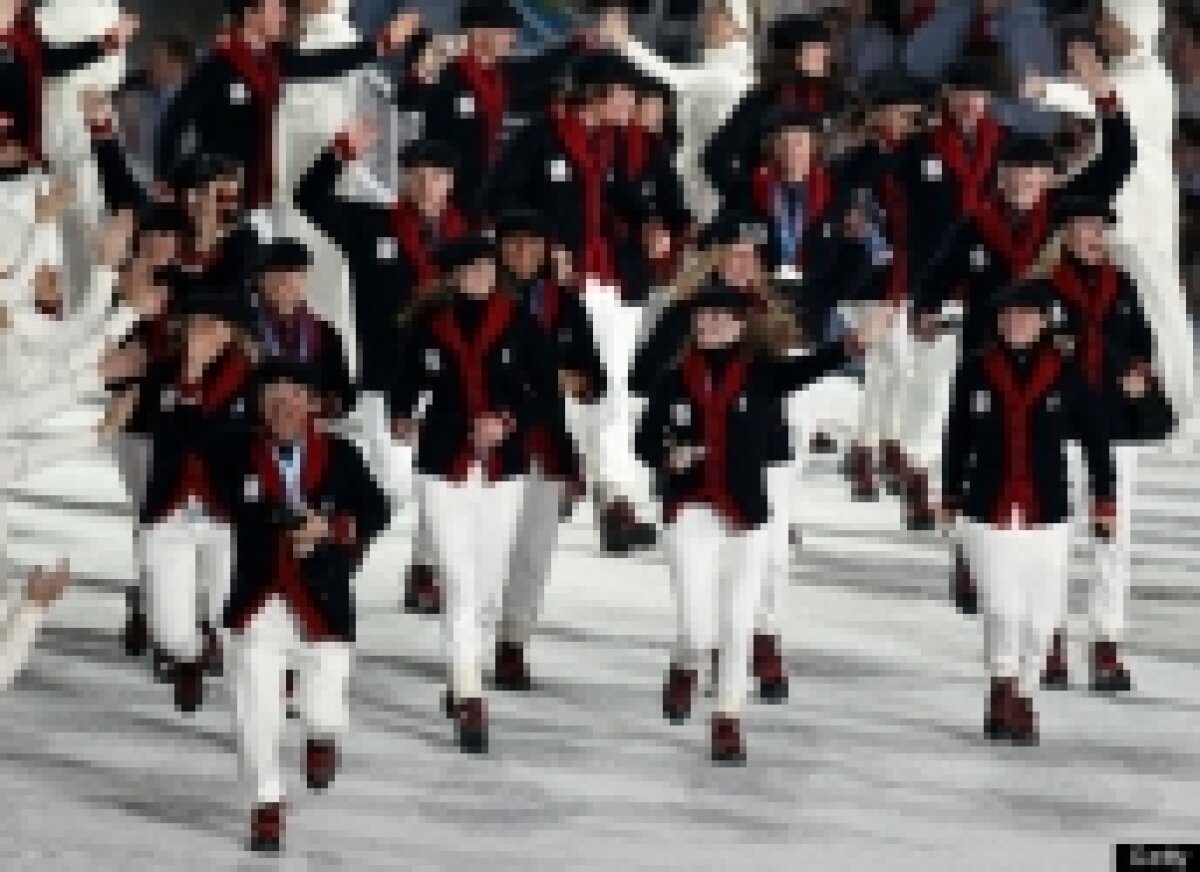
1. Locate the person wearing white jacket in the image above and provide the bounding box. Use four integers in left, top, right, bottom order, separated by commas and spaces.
609, 0, 756, 224
1028, 1, 1195, 435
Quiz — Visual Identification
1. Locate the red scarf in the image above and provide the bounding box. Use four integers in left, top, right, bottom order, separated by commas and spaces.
780, 78, 829, 114
879, 171, 911, 302
455, 53, 507, 166
675, 349, 752, 529
1050, 259, 1120, 390
982, 346, 1062, 526
623, 123, 653, 179
970, 194, 1051, 277
392, 199, 468, 292
552, 109, 617, 285
0, 12, 44, 158
428, 293, 518, 481
931, 114, 1003, 214
236, 429, 333, 639
214, 32, 281, 207
751, 161, 832, 269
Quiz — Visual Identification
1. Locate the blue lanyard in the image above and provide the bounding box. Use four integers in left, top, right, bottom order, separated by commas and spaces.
773, 186, 805, 267
275, 444, 304, 511
262, 314, 311, 361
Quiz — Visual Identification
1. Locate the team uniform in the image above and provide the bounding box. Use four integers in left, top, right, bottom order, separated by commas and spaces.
224, 366, 388, 853
635, 286, 860, 762
944, 287, 1116, 745
389, 238, 575, 753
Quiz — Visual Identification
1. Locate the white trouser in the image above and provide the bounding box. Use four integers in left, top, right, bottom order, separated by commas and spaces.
142, 509, 233, 662
112, 432, 152, 508
230, 598, 351, 805
665, 506, 769, 714
423, 466, 525, 697
580, 281, 651, 516
410, 474, 436, 568
857, 306, 911, 447
897, 330, 960, 490
500, 463, 565, 646
1068, 443, 1138, 643
356, 392, 412, 504
759, 464, 792, 636
960, 520, 1070, 697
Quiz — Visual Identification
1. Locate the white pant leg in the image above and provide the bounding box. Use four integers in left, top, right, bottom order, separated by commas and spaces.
962, 522, 1029, 681
112, 433, 152, 507
500, 464, 564, 645
716, 521, 770, 715
664, 507, 723, 671
1019, 523, 1071, 697
857, 306, 908, 445
143, 513, 202, 661
900, 331, 960, 487
425, 469, 524, 696
231, 599, 291, 805
196, 517, 233, 633
356, 392, 402, 502
295, 638, 352, 740
1090, 445, 1137, 643
411, 477, 436, 567
759, 464, 792, 635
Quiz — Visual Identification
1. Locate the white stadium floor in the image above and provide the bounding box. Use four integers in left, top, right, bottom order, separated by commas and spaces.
2, 393, 1199, 871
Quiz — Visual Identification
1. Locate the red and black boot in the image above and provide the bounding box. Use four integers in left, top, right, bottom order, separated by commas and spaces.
249, 802, 284, 853
1010, 693, 1040, 746
880, 440, 908, 496
847, 444, 878, 502
442, 687, 458, 720
711, 715, 746, 765
404, 564, 443, 615
1090, 640, 1132, 694
122, 587, 149, 658
173, 659, 204, 714
306, 738, 338, 791
984, 677, 1019, 742
951, 547, 978, 616
1040, 630, 1070, 690
752, 634, 789, 703
456, 697, 489, 754
904, 470, 936, 532
494, 641, 532, 692
662, 665, 698, 724
600, 499, 657, 554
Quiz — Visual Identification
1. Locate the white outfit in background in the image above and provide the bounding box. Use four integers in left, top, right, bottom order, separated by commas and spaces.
665, 505, 769, 714
0, 173, 65, 311
960, 519, 1071, 698
896, 323, 961, 499
0, 571, 46, 690
230, 598, 351, 804
1037, 1, 1195, 430
1068, 442, 1138, 645
618, 33, 755, 223
423, 465, 525, 698
856, 305, 910, 451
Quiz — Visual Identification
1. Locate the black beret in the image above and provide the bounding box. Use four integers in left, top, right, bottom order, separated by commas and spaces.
688, 282, 756, 315
585, 0, 650, 13
571, 50, 641, 92
138, 203, 187, 234
256, 239, 313, 273
944, 57, 994, 92
866, 69, 930, 108
698, 212, 769, 251
494, 209, 549, 241
460, 0, 522, 30
178, 284, 253, 324
401, 139, 458, 172
225, 0, 258, 19
256, 358, 324, 392
1053, 193, 1117, 227
768, 14, 831, 51
993, 279, 1055, 315
760, 107, 825, 140
434, 237, 497, 272
998, 134, 1058, 168
174, 153, 243, 189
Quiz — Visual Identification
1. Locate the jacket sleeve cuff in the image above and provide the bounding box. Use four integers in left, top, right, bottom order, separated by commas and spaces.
332, 133, 358, 162
1095, 92, 1119, 115
330, 515, 358, 547
1091, 499, 1116, 521
88, 119, 116, 140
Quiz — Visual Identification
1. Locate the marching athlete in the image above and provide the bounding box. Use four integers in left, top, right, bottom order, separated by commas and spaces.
942, 280, 1116, 745
225, 359, 388, 853
635, 283, 888, 763
389, 237, 573, 754
1041, 195, 1170, 695
494, 210, 604, 692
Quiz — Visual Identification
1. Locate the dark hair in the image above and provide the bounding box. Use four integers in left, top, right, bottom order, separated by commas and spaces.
154, 35, 195, 66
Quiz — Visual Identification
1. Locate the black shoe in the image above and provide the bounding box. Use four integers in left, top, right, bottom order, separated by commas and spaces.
442, 688, 458, 720
952, 550, 978, 616
456, 698, 489, 754
306, 738, 337, 791
662, 666, 697, 724
404, 564, 443, 616
493, 641, 532, 692
1040, 631, 1070, 690
200, 624, 223, 678
1009, 695, 1040, 747
152, 648, 174, 684
173, 660, 203, 714
711, 716, 746, 765
248, 803, 283, 853
1090, 641, 1132, 694
984, 678, 1018, 743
